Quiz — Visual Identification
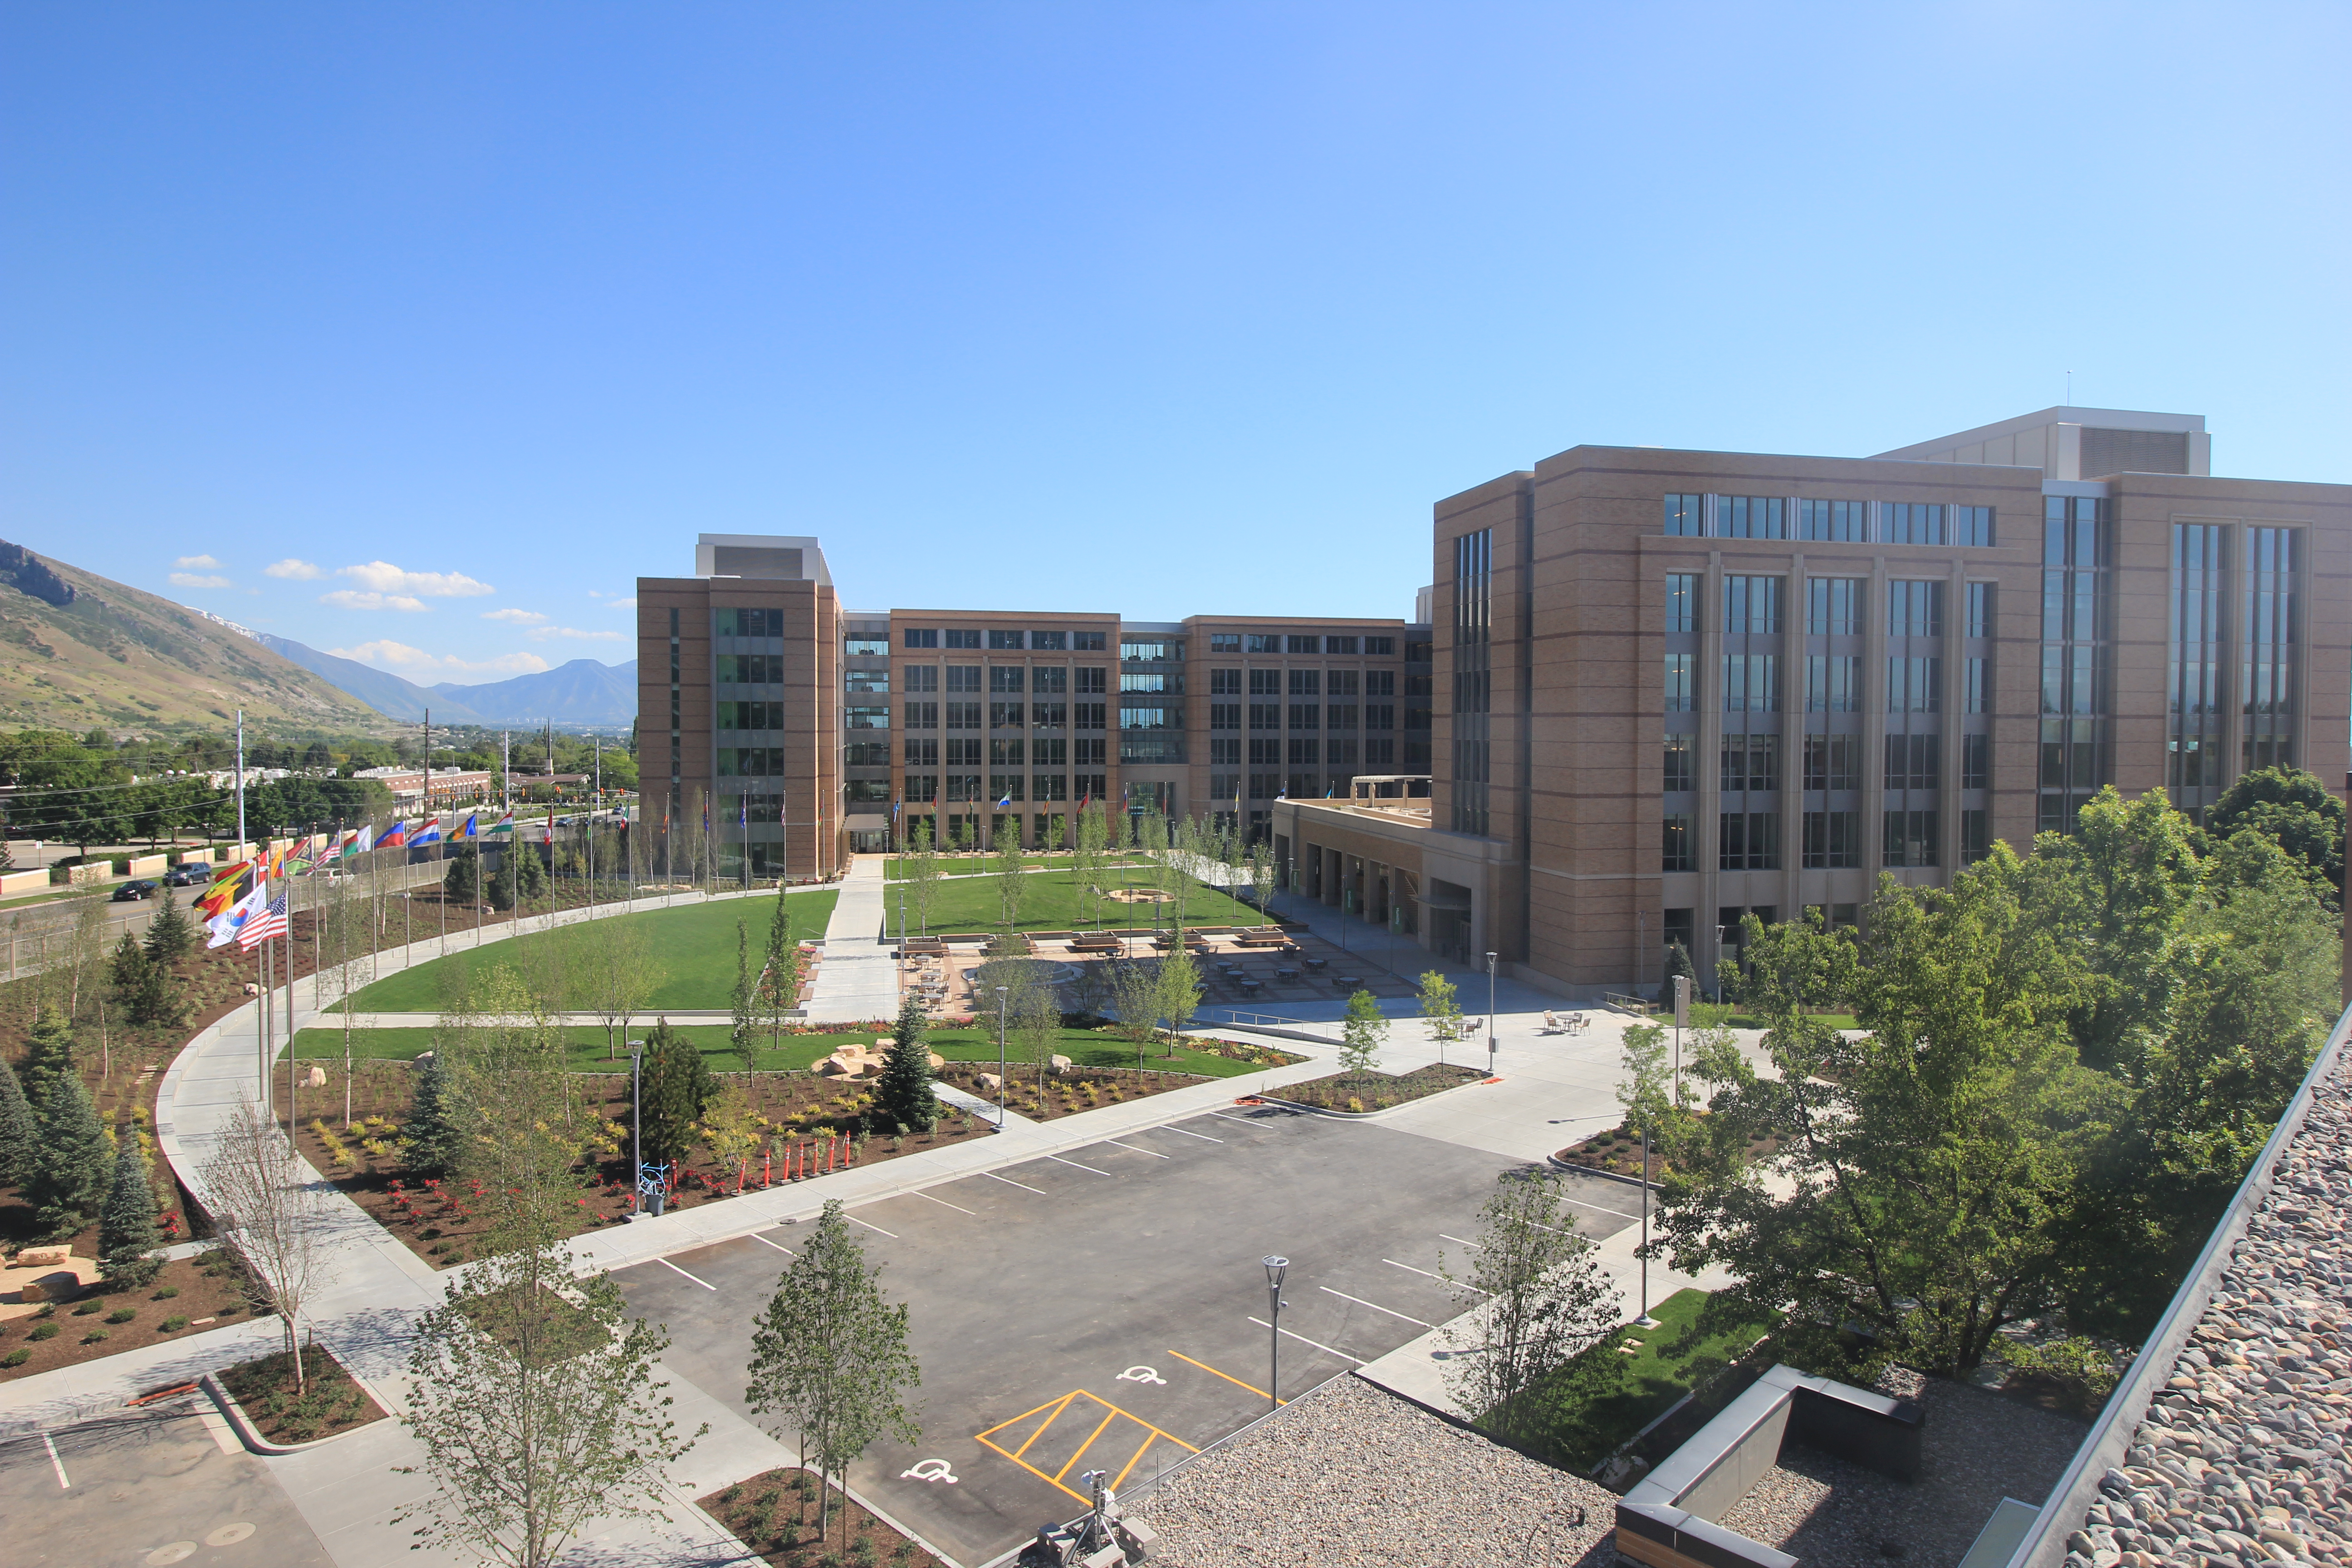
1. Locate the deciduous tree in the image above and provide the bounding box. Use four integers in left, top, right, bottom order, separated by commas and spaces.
1440, 1172, 1618, 1442
1338, 989, 1387, 1085
202, 1096, 334, 1386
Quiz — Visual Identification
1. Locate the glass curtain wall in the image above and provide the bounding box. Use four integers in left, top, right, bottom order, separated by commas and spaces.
2039, 497, 2112, 834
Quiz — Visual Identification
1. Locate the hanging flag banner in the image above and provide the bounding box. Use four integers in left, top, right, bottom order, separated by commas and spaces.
207, 879, 270, 948
239, 892, 290, 951
413, 817, 443, 848
381, 820, 410, 849
461, 812, 479, 839
487, 811, 515, 837
197, 861, 254, 919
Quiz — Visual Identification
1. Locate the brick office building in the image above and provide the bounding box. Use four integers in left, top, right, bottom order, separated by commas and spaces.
1274, 407, 2351, 996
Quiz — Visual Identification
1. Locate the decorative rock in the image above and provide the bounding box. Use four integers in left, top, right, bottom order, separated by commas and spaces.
975, 1073, 1002, 1093
299, 1066, 327, 1089
1050, 1054, 1072, 1075
12, 1246, 69, 1269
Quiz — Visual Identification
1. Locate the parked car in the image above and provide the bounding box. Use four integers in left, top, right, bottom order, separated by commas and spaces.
162, 864, 211, 886
111, 880, 159, 902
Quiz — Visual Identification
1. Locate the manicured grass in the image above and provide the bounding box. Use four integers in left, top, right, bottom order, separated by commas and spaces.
338, 892, 838, 1014
883, 853, 1151, 880
900, 867, 1262, 936
286, 1022, 1266, 1078
1514, 1288, 1778, 1471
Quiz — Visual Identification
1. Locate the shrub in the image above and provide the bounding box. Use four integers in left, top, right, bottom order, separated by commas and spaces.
72, 1302, 101, 1316
81, 1328, 108, 1344
29, 1322, 59, 1341
0, 1347, 28, 1366
106, 1307, 136, 1324
161, 1316, 188, 1332
154, 1285, 179, 1299
2000, 1336, 2128, 1413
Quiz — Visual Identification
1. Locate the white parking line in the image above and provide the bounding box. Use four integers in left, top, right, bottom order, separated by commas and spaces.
910, 1188, 978, 1215
848, 1215, 899, 1238
1159, 1124, 1224, 1142
1384, 1258, 1487, 1293
1319, 1286, 1435, 1328
657, 1257, 716, 1290
1440, 1233, 1482, 1250
1247, 1316, 1365, 1366
1205, 1112, 1266, 1126
43, 1432, 68, 1489
748, 1231, 796, 1255
1046, 1153, 1113, 1176
1100, 1138, 1171, 1160
983, 1171, 1048, 1195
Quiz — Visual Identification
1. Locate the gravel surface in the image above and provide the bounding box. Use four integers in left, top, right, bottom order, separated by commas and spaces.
2064, 1052, 2352, 1568
1140, 1375, 1620, 1568
1714, 1375, 2089, 1568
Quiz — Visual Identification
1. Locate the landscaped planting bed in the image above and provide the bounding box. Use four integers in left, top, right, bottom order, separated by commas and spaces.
215, 1342, 389, 1444
0, 1248, 254, 1382
1262, 1063, 1485, 1113
935, 1061, 1212, 1122
701, 1468, 941, 1568
1550, 1116, 1783, 1180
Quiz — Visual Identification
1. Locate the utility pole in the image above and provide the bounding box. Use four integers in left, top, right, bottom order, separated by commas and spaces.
427, 709, 444, 958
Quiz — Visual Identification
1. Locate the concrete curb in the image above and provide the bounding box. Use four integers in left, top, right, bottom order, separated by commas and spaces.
201, 1368, 388, 1456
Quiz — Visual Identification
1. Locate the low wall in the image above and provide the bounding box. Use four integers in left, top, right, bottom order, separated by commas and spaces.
127, 854, 168, 877
0, 870, 48, 897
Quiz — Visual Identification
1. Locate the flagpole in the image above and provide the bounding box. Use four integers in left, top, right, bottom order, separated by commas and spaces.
237, 710, 260, 1108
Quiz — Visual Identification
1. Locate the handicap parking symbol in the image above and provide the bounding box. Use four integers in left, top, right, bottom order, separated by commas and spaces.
1117, 1366, 1166, 1386
900, 1459, 959, 1483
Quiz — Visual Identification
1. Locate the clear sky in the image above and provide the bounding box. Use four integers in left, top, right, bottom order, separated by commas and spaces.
4, 4, 2345, 681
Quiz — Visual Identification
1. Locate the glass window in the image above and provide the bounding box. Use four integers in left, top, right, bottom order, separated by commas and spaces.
1803, 810, 1861, 869
1806, 578, 1861, 636
845, 705, 891, 730
945, 628, 981, 649
1803, 735, 1861, 792
1327, 670, 1359, 697
1882, 808, 1940, 867
1288, 703, 1321, 730
989, 631, 1025, 650
1245, 633, 1280, 653
1209, 632, 1242, 652
901, 628, 939, 649
846, 669, 889, 693
1884, 733, 1940, 791
1664, 654, 1695, 713
1121, 672, 1174, 693
1885, 503, 1945, 546
1954, 506, 1994, 547
1664, 494, 1702, 536
1075, 666, 1106, 694
1962, 733, 1989, 790
989, 739, 1025, 767
1724, 576, 1783, 635
1965, 657, 1988, 713
1366, 636, 1395, 656
1888, 581, 1944, 637
946, 665, 982, 693
1663, 814, 1695, 872
1962, 808, 1989, 863
989, 666, 1025, 693
1721, 654, 1779, 712
1719, 811, 1781, 869
1326, 635, 1360, 655
1720, 733, 1780, 792
903, 700, 938, 729
1209, 668, 1242, 695
1122, 639, 1182, 662
988, 702, 1024, 729
1807, 655, 1860, 712
905, 737, 939, 767
1119, 706, 1176, 730
1663, 735, 1694, 793
1210, 702, 1240, 730
1965, 582, 1992, 638
1288, 669, 1321, 696
1030, 701, 1066, 726
1887, 656, 1943, 712
1030, 630, 1068, 652
1073, 631, 1107, 652
1798, 500, 1867, 541
1719, 496, 1785, 539
902, 665, 938, 693
1665, 573, 1696, 633
845, 635, 890, 656
1287, 635, 1319, 654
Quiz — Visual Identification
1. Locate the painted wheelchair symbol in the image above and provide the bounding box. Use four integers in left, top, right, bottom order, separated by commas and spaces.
900, 1459, 959, 1484
1116, 1366, 1166, 1386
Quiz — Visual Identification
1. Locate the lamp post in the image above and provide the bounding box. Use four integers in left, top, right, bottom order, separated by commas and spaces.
1261, 1255, 1288, 1411
628, 1041, 646, 1216
1485, 951, 1498, 1078
994, 985, 1009, 1127
1713, 923, 1726, 1005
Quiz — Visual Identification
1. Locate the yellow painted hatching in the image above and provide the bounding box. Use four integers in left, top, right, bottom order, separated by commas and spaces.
974, 1391, 1199, 1503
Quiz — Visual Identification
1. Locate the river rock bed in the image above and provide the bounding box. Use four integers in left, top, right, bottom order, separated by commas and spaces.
2064, 1053, 2352, 1568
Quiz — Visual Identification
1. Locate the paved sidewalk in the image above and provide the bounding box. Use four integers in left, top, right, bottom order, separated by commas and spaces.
803, 856, 898, 1023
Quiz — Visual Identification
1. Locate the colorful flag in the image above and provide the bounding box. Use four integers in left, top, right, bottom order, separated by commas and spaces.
284, 835, 320, 875
342, 824, 373, 858
207, 879, 269, 948
412, 817, 442, 848
486, 812, 514, 837
461, 813, 478, 839
197, 861, 253, 918
995, 790, 1012, 809
381, 820, 410, 849
239, 892, 289, 951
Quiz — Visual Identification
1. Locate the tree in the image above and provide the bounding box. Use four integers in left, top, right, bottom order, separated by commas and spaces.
29, 1072, 110, 1237
443, 846, 481, 906
874, 995, 939, 1134
143, 888, 195, 964
744, 1200, 922, 1549
202, 1096, 334, 1387
112, 931, 185, 1033
1417, 970, 1463, 1060
0, 1054, 36, 1190
1440, 1172, 1619, 1441
1072, 805, 1108, 927
2206, 764, 2345, 909
634, 1019, 713, 1167
438, 968, 593, 1249
586, 916, 662, 1062
403, 1048, 463, 1179
1153, 943, 1201, 1057
758, 882, 799, 1056
729, 916, 756, 1084
903, 818, 944, 935
1339, 990, 1388, 1085
20, 1005, 76, 1114
1106, 957, 1161, 1069
98, 1130, 162, 1287
397, 1237, 702, 1568
1010, 966, 1063, 1092
990, 817, 1026, 934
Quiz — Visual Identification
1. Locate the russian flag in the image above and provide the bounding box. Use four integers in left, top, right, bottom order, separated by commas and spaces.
381, 820, 410, 849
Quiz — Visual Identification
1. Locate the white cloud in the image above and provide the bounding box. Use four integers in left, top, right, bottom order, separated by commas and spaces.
527, 626, 627, 642
586, 589, 602, 598
264, 558, 323, 580
170, 572, 232, 589
481, 608, 551, 625
336, 561, 495, 598
328, 640, 551, 677
174, 554, 222, 570
608, 597, 637, 610
320, 589, 430, 612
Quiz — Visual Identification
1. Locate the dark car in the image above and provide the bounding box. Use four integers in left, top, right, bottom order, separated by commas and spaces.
111, 879, 159, 902
162, 864, 211, 887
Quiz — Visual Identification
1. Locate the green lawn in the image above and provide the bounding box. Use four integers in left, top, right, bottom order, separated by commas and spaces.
337, 892, 838, 1014
883, 853, 1152, 880
1513, 1288, 1778, 1470
898, 867, 1262, 936
287, 1021, 1266, 1079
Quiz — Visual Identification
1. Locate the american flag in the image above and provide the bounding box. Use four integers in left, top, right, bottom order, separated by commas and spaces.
238, 892, 289, 951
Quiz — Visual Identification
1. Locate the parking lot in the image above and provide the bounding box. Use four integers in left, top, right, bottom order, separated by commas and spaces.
0, 1400, 333, 1568
613, 1102, 1645, 1567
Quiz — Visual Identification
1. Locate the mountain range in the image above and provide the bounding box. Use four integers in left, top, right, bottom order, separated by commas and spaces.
257, 635, 637, 727
0, 539, 384, 734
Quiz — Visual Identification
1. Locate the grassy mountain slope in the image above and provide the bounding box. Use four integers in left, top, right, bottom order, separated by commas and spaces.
0, 539, 390, 736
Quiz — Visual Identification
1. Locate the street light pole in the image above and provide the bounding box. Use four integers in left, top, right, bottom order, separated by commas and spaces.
630, 1043, 644, 1216
1485, 951, 1498, 1077
995, 985, 1009, 1127
1261, 1255, 1288, 1411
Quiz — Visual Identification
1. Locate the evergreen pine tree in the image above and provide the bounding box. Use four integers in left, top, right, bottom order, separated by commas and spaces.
633, 1020, 713, 1167
0, 1055, 37, 1191
21, 1006, 78, 1122
109, 931, 152, 1023
874, 995, 938, 1134
143, 889, 195, 964
98, 1129, 162, 1286
130, 951, 187, 1030
403, 1049, 462, 1178
29, 1074, 111, 1239
514, 847, 548, 901
442, 847, 480, 905
485, 852, 516, 912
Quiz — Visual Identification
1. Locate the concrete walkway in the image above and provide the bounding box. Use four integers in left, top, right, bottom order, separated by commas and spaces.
802, 855, 900, 1023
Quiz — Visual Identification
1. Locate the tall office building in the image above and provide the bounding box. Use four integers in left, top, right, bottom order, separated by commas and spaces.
1274, 407, 2350, 994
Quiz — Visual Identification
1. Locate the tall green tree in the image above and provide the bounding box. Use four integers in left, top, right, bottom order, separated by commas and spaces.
0, 1055, 36, 1191
398, 1237, 702, 1568
874, 995, 939, 1134
142, 889, 195, 964
1338, 990, 1388, 1085
758, 882, 799, 1056
2206, 764, 2344, 909
729, 916, 755, 1085
21, 1005, 76, 1114
744, 1200, 922, 1549
403, 1048, 463, 1179
442, 846, 481, 906
990, 817, 1026, 933
98, 1130, 162, 1287
29, 1073, 112, 1237
1153, 943, 1201, 1057
633, 1019, 713, 1167
1439, 1172, 1618, 1442
1416, 970, 1463, 1060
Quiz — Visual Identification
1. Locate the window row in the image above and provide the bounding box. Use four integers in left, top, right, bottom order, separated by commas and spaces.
1666, 732, 1989, 793
1662, 575, 1991, 638
902, 701, 1110, 730
1661, 807, 1989, 871
1666, 654, 1985, 713
892, 774, 1106, 803
898, 628, 1108, 651
1203, 632, 1397, 656
1665, 495, 1995, 546
1208, 668, 1391, 696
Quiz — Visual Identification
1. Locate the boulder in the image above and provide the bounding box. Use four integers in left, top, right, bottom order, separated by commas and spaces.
927, 1051, 945, 1070
975, 1073, 1002, 1093
1050, 1054, 1073, 1075
299, 1066, 328, 1089
15, 1281, 43, 1303
815, 1044, 885, 1079
13, 1246, 70, 1269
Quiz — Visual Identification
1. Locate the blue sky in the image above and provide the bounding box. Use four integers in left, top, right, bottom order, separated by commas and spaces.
4, 3, 2345, 681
